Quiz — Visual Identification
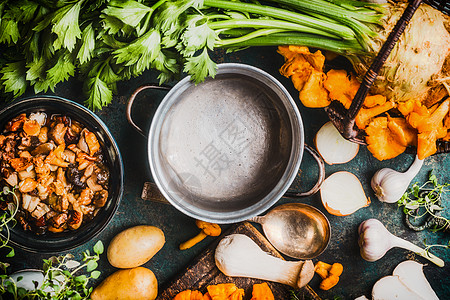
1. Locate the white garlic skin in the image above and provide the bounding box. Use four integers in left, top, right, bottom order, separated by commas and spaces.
358, 219, 392, 261
371, 156, 424, 203
371, 168, 408, 203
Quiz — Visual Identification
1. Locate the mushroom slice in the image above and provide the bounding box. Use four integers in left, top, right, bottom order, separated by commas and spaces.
4, 171, 18, 186
93, 190, 108, 208
29, 112, 47, 127
31, 202, 50, 219
48, 123, 67, 145
22, 193, 40, 212
31, 143, 55, 156
77, 129, 89, 153
87, 175, 103, 192
67, 209, 83, 230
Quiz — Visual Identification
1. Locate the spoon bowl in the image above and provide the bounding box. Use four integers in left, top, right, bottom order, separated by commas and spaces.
249, 203, 331, 259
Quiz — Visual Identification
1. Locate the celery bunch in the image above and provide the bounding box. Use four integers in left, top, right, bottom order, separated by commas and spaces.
0, 0, 386, 110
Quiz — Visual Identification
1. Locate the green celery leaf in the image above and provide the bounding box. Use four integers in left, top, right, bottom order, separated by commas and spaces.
33, 8, 53, 32
100, 14, 125, 35
6, 248, 14, 258
52, 1, 83, 52
85, 76, 113, 111
102, 0, 152, 28
26, 56, 48, 81
8, 0, 40, 23
46, 52, 75, 85
153, 0, 199, 33
151, 49, 179, 84
113, 29, 160, 74
100, 34, 127, 49
181, 20, 217, 57
0, 18, 20, 44
1, 61, 27, 96
183, 48, 217, 83
101, 62, 121, 84
78, 23, 95, 64
151, 49, 179, 75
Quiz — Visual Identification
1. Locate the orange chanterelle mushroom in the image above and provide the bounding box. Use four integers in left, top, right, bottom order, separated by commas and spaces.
179, 220, 221, 250
0, 112, 110, 234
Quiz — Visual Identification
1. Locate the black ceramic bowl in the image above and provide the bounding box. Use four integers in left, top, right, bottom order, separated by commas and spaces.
0, 96, 124, 253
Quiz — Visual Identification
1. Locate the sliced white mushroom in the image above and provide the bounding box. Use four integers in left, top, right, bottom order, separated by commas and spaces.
62, 149, 76, 164
393, 261, 439, 300
372, 275, 423, 300
77, 129, 89, 153
22, 193, 40, 212
31, 202, 50, 219
18, 169, 36, 180
4, 172, 18, 186
87, 175, 103, 192
29, 112, 47, 127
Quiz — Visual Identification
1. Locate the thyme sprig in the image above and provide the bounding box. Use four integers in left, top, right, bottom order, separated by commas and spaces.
398, 172, 450, 232
0, 184, 104, 299
0, 240, 104, 299
0, 186, 19, 264
423, 238, 450, 258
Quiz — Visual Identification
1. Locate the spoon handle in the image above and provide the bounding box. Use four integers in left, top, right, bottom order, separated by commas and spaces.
391, 235, 444, 267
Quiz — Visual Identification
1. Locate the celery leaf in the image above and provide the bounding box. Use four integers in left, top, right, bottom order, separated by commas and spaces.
0, 18, 20, 44
181, 21, 217, 57
100, 14, 124, 35
183, 48, 217, 84
85, 76, 113, 111
1, 61, 27, 96
102, 0, 152, 28
8, 0, 39, 23
78, 23, 95, 64
52, 1, 83, 52
113, 29, 160, 74
47, 52, 75, 85
26, 56, 47, 81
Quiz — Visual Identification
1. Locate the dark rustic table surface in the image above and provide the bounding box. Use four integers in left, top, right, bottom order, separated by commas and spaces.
4, 46, 450, 299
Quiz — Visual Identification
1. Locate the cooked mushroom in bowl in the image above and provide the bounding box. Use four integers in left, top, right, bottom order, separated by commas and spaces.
0, 96, 123, 253
1, 112, 110, 234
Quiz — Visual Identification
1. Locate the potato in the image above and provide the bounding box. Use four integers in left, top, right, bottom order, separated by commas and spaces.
91, 267, 157, 300
107, 225, 165, 268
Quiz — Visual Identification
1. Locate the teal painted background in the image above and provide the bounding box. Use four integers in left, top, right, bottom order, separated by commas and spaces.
4, 46, 449, 299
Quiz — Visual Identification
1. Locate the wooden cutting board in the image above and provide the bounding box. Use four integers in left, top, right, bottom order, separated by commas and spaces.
157, 221, 321, 300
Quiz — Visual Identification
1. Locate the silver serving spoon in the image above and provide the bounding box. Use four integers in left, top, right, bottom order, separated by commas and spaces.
249, 203, 331, 259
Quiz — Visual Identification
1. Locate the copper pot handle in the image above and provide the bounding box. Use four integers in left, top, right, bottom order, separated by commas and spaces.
284, 144, 325, 198
126, 84, 171, 137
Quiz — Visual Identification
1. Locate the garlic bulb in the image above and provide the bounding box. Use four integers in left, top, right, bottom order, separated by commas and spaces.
371, 155, 424, 203
358, 219, 444, 267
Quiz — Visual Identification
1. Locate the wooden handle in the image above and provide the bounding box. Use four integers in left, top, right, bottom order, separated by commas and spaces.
348, 0, 423, 120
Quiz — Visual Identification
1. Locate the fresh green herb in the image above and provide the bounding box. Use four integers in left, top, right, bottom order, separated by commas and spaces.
0, 186, 19, 263
0, 0, 385, 110
398, 171, 450, 232
0, 240, 104, 299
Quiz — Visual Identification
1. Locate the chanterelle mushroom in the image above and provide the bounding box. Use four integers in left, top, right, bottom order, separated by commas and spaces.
179, 220, 221, 250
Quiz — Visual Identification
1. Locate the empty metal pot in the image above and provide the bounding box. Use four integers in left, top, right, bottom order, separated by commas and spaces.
127, 63, 323, 223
